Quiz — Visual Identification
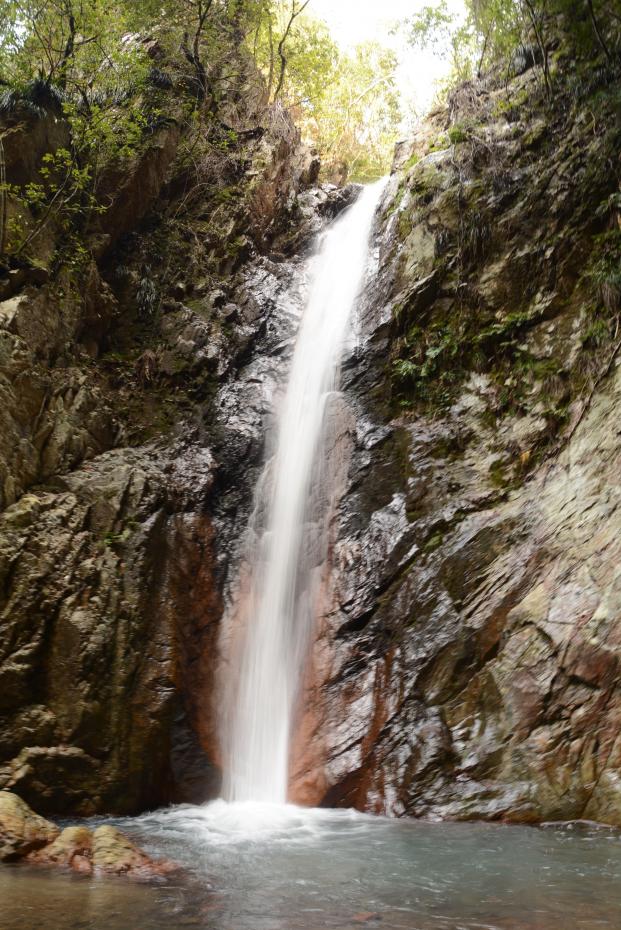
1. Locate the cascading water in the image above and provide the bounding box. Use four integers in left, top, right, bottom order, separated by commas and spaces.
221, 180, 386, 804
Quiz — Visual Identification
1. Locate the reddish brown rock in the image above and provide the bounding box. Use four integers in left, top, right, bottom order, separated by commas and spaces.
29, 825, 93, 872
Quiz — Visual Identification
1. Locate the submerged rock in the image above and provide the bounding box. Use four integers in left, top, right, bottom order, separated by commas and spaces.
30, 825, 93, 873
91, 825, 177, 879
0, 792, 175, 880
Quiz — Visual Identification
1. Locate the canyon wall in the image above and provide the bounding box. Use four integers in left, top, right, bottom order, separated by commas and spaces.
290, 54, 621, 824
2, 34, 621, 826
0, 46, 331, 813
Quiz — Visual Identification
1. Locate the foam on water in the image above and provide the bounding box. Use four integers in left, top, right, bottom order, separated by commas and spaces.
133, 800, 377, 847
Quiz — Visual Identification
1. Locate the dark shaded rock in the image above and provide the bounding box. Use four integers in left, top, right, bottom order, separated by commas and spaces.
510, 43, 543, 78
91, 124, 181, 260
1, 105, 69, 188
318, 183, 363, 219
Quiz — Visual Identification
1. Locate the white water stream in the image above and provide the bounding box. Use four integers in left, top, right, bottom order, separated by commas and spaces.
221, 180, 386, 803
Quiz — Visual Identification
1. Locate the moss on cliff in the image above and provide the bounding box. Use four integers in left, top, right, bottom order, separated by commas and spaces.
386, 51, 621, 485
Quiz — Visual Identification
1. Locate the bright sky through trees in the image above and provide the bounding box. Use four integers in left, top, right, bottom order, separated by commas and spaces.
311, 0, 467, 122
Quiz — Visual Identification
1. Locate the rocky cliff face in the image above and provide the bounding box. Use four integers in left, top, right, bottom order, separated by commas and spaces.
0, 46, 335, 814
289, 56, 621, 824
2, 35, 621, 827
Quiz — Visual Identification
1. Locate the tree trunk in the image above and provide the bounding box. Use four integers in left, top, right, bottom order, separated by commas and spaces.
587, 0, 612, 61
522, 0, 552, 99
273, 0, 311, 102
181, 0, 214, 104
57, 10, 76, 89
477, 29, 490, 79
0, 137, 6, 256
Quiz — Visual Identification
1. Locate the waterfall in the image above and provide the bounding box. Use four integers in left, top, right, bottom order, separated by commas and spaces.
221, 180, 386, 804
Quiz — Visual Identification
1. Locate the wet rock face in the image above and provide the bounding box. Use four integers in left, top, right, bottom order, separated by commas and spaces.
0, 442, 219, 814
0, 253, 309, 815
3, 41, 620, 828
289, 62, 621, 824
0, 63, 334, 814
0, 264, 119, 511
261, 182, 363, 258
305, 375, 621, 822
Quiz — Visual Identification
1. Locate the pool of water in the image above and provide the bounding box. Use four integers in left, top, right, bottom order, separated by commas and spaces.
3, 802, 621, 929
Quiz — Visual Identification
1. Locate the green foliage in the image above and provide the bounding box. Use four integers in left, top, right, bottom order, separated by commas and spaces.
308, 40, 401, 182
137, 266, 158, 317
1, 0, 402, 206
0, 77, 65, 117
465, 0, 521, 69
0, 1, 151, 93
276, 15, 339, 109
402, 153, 421, 173
448, 124, 470, 144
0, 87, 155, 259
393, 358, 419, 381
402, 0, 621, 102
581, 317, 612, 348
407, 2, 456, 52
391, 313, 474, 409
404, 2, 482, 88
584, 230, 621, 315
250, 3, 401, 181
0, 1, 244, 264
